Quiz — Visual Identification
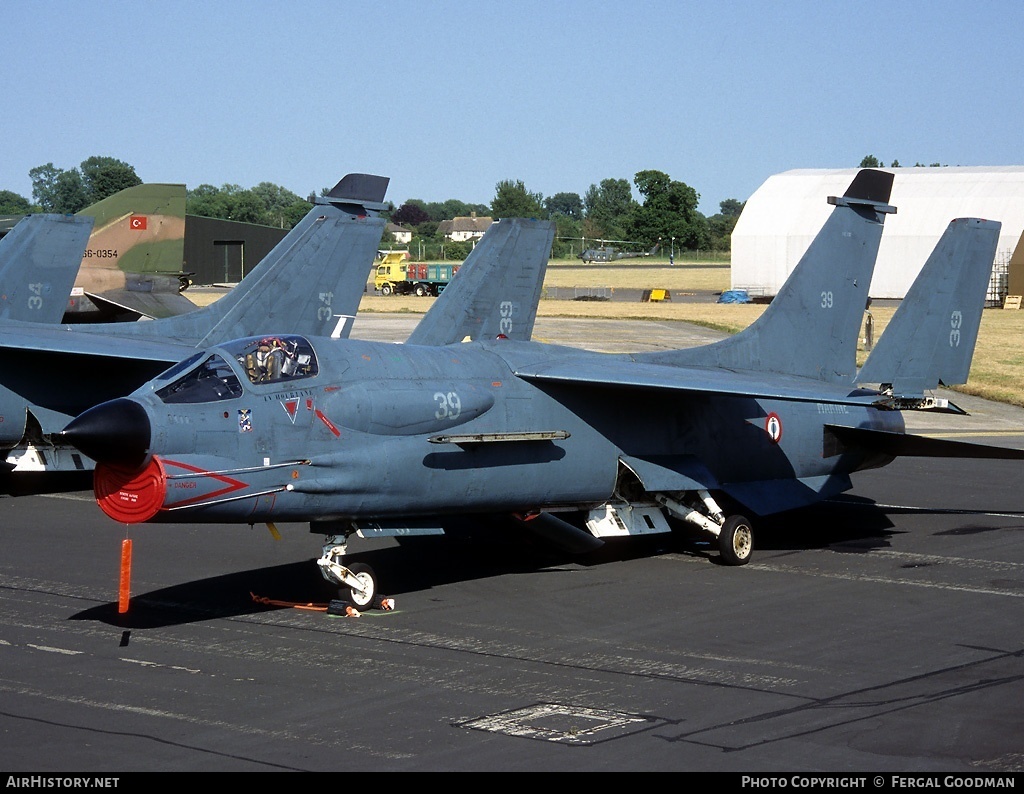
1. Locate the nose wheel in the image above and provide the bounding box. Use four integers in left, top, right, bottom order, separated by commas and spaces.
317, 536, 380, 607
341, 562, 379, 609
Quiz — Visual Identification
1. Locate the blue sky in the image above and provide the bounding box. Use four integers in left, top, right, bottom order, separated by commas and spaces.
4, 1, 1023, 216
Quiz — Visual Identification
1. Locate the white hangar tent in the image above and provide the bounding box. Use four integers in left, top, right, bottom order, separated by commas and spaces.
730, 166, 1024, 299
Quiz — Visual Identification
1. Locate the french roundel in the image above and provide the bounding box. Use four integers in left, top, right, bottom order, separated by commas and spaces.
765, 412, 783, 443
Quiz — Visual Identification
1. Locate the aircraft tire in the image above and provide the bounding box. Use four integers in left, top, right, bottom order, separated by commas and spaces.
343, 562, 378, 609
718, 515, 753, 566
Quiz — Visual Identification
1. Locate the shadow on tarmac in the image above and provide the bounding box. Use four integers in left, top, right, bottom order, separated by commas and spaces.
67, 499, 906, 629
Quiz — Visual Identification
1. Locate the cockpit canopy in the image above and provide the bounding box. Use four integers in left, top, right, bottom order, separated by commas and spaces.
154, 335, 319, 404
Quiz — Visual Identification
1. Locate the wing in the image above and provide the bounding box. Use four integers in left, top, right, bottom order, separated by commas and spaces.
511, 350, 884, 407
0, 322, 194, 419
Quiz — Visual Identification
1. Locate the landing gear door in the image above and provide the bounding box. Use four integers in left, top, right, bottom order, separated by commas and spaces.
619, 454, 718, 493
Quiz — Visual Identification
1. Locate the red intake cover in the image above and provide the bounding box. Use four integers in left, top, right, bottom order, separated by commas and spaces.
94, 458, 167, 523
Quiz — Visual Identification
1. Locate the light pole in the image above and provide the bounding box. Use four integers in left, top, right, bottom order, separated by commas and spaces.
670, 236, 675, 266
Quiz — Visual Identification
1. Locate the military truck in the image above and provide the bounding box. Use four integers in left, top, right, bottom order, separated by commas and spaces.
375, 257, 460, 296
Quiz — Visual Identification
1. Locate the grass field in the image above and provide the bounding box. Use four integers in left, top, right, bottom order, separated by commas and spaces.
192, 258, 1024, 407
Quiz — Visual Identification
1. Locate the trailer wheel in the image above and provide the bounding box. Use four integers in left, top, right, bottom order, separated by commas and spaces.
414, 283, 427, 297
380, 284, 392, 296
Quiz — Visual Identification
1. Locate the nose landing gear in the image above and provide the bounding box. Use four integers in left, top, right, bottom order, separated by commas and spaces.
317, 535, 380, 608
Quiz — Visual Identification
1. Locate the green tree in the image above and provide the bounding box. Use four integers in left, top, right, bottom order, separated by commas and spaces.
29, 156, 142, 211
551, 213, 583, 258
414, 221, 439, 238
30, 163, 87, 212
439, 198, 488, 220
281, 200, 313, 228
626, 169, 709, 250
442, 240, 471, 260
544, 192, 583, 220
412, 198, 489, 222
583, 178, 635, 240
187, 183, 310, 227
490, 179, 544, 219
859, 155, 882, 167
251, 182, 308, 228
186, 183, 232, 219
79, 156, 141, 202
0, 191, 32, 214
392, 202, 430, 226
719, 198, 745, 218
229, 190, 270, 224
706, 198, 746, 253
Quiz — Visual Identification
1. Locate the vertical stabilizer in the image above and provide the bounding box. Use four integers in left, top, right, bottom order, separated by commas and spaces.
406, 217, 556, 346
636, 169, 895, 383
857, 217, 1001, 395
0, 214, 94, 322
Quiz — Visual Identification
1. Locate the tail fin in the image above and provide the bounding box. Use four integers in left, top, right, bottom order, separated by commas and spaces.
856, 217, 1001, 397
637, 169, 896, 383
405, 217, 556, 346
74, 174, 389, 345
0, 214, 94, 322
72, 183, 188, 321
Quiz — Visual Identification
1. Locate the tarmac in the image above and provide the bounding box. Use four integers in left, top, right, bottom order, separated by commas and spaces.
1, 311, 1022, 773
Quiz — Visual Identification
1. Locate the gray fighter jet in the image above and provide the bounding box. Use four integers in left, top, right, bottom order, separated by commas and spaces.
62, 170, 1024, 609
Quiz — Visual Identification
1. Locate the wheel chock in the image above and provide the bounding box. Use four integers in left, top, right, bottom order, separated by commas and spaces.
327, 599, 361, 617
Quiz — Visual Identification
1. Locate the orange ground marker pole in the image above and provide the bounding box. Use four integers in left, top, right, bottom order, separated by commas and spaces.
118, 539, 132, 614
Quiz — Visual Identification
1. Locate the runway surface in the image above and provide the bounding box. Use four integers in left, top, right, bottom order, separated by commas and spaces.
2, 315, 1023, 773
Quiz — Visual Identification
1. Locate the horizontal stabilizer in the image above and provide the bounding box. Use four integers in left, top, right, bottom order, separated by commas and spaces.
826, 424, 1024, 459
80, 289, 198, 321
836, 168, 898, 204
325, 174, 391, 210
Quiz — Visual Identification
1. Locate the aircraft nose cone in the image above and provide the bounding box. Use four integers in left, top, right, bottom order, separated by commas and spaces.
61, 398, 151, 469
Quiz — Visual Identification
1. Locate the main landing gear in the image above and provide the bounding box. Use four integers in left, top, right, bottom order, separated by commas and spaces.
655, 490, 754, 565
718, 514, 754, 566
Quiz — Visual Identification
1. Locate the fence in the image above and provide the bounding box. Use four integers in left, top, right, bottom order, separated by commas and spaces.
986, 249, 1011, 308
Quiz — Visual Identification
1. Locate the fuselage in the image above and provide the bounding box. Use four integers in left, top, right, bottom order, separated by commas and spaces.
66, 334, 905, 525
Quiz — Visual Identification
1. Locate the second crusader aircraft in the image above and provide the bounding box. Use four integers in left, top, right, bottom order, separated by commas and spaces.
62, 170, 1024, 610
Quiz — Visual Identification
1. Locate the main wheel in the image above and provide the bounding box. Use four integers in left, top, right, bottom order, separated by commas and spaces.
343, 562, 378, 609
380, 284, 392, 296
718, 514, 753, 565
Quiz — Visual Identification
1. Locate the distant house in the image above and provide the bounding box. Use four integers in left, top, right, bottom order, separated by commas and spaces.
386, 222, 412, 245
437, 213, 493, 242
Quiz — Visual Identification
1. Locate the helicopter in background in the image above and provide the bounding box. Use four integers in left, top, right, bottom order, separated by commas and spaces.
577, 238, 660, 263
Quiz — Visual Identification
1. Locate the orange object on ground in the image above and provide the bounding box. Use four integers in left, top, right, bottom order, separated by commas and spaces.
118, 539, 132, 614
